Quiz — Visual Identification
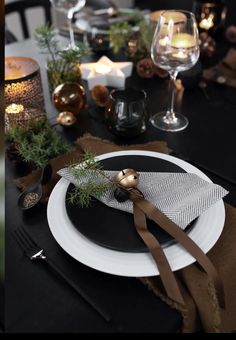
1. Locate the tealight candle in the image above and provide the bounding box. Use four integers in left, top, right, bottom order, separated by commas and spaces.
81, 56, 133, 89
94, 63, 112, 75
159, 36, 170, 47
171, 33, 195, 49
170, 34, 196, 61
5, 103, 44, 131
5, 103, 24, 115
199, 14, 214, 30
172, 51, 188, 59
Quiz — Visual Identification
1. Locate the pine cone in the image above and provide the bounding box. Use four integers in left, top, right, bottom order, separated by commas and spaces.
91, 85, 110, 107
199, 32, 216, 58
136, 58, 155, 78
225, 25, 236, 44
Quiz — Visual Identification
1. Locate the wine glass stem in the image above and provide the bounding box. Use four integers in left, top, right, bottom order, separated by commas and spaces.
67, 16, 75, 49
167, 71, 178, 120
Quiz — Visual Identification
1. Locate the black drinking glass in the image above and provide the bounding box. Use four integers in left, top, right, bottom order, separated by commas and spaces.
105, 88, 149, 137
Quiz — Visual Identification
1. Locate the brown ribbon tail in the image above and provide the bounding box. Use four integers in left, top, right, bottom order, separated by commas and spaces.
133, 203, 186, 307
130, 193, 225, 309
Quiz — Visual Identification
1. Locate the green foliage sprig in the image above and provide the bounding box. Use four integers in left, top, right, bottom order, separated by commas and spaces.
109, 22, 134, 54
34, 24, 90, 90
6, 119, 71, 168
109, 19, 156, 62
68, 152, 116, 208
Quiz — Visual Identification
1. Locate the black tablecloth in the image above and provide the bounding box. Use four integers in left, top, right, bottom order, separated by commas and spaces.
4, 35, 236, 333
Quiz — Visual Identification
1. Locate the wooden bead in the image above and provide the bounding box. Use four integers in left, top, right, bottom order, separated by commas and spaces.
114, 187, 129, 202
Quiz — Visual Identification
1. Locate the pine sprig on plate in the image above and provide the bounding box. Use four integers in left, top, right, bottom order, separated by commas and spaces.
68, 152, 116, 208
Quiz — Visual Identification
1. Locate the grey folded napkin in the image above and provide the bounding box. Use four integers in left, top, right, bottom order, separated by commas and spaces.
58, 168, 228, 230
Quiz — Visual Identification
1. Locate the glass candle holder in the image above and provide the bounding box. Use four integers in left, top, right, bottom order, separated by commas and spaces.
5, 57, 45, 132
87, 29, 111, 53
193, 0, 227, 35
5, 103, 45, 131
5, 56, 45, 109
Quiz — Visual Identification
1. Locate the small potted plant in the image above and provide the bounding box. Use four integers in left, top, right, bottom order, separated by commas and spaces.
34, 24, 90, 92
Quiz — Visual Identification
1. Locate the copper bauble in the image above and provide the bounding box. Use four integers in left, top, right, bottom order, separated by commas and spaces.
52, 82, 86, 115
56, 111, 77, 127
115, 168, 139, 189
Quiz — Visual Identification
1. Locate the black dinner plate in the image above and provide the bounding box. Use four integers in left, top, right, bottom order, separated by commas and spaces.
65, 155, 196, 253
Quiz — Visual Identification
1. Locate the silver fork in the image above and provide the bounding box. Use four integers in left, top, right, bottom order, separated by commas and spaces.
13, 226, 112, 322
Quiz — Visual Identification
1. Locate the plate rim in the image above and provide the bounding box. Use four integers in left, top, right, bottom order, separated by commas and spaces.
47, 150, 225, 277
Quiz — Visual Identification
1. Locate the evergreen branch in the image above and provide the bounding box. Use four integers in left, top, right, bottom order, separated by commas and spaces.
67, 152, 116, 208
109, 22, 133, 54
109, 18, 156, 60
6, 119, 71, 168
34, 24, 90, 89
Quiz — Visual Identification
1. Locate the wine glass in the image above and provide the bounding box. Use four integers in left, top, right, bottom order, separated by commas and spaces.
151, 10, 200, 132
51, 0, 86, 50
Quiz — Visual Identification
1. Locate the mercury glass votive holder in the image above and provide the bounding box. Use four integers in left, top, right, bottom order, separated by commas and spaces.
5, 56, 45, 109
5, 103, 45, 131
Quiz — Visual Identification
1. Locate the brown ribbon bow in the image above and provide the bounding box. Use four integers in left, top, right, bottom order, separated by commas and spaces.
128, 188, 225, 310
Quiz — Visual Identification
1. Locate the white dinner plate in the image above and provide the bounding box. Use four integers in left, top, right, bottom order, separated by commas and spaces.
47, 150, 225, 277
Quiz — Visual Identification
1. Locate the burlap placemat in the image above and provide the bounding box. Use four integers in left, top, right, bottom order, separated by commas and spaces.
203, 48, 236, 88
14, 134, 236, 333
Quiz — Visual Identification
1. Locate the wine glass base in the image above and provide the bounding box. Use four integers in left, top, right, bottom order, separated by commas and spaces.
150, 112, 189, 132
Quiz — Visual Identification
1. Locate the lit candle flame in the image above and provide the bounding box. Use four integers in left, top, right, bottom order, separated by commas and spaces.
172, 51, 188, 59
199, 13, 214, 30
159, 36, 170, 47
94, 63, 112, 75
170, 34, 195, 60
171, 33, 195, 48
5, 103, 24, 114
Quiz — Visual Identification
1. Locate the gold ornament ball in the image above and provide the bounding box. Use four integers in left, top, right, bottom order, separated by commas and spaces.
52, 82, 86, 115
56, 111, 77, 127
116, 168, 139, 188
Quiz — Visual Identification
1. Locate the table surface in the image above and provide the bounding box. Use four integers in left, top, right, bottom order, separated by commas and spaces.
5, 36, 236, 333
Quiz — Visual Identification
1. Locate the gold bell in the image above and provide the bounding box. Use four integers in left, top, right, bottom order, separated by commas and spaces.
56, 111, 77, 127
115, 168, 139, 189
